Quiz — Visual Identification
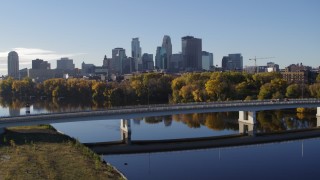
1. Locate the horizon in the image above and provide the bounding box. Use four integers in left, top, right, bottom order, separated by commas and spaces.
1, 0, 319, 76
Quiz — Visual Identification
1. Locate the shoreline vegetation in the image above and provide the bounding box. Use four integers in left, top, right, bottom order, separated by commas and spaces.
1, 72, 320, 106
0, 125, 125, 180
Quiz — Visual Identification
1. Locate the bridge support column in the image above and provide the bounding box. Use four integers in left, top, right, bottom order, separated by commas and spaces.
239, 111, 257, 136
120, 119, 131, 144
317, 107, 320, 117
239, 111, 256, 124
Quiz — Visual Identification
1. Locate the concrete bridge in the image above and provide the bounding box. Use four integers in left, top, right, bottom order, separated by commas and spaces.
1, 99, 320, 153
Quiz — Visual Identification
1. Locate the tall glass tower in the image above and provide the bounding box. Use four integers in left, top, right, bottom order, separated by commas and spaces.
131, 38, 141, 71
162, 35, 172, 70
7, 51, 19, 79
181, 36, 202, 71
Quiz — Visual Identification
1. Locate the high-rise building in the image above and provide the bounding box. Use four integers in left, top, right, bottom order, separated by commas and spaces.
141, 53, 154, 71
57, 57, 75, 70
162, 35, 172, 70
170, 53, 183, 72
32, 59, 50, 70
221, 53, 243, 71
131, 38, 142, 71
155, 47, 162, 69
122, 57, 135, 74
181, 36, 202, 71
112, 48, 127, 74
155, 46, 167, 70
8, 51, 19, 79
202, 51, 213, 71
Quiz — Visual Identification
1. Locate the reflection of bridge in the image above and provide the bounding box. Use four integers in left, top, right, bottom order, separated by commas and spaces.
1, 99, 320, 134
86, 119, 320, 155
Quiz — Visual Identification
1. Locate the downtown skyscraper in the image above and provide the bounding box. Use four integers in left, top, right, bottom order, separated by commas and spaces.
7, 51, 19, 79
162, 35, 172, 70
131, 38, 141, 71
181, 36, 202, 71
155, 35, 172, 71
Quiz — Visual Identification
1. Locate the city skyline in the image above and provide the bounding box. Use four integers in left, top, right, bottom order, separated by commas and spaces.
1, 0, 319, 76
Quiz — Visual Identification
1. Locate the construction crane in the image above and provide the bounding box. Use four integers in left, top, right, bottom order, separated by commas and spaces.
249, 56, 275, 73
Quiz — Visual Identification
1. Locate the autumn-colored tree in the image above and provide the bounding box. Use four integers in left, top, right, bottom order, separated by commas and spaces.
309, 83, 320, 98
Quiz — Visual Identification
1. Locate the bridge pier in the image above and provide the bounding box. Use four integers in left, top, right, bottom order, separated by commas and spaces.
239, 111, 256, 124
120, 119, 131, 144
239, 111, 257, 136
317, 107, 320, 117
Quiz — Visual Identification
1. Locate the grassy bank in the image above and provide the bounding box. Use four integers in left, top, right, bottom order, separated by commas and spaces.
0, 125, 124, 180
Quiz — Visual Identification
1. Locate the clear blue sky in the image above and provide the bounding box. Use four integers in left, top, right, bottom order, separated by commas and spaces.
1, 0, 319, 76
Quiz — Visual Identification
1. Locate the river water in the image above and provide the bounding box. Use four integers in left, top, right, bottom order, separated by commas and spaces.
1, 102, 319, 179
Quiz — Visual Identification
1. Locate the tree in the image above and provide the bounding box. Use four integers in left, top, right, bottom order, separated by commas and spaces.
309, 83, 320, 98
92, 81, 106, 100
258, 83, 273, 100
286, 84, 300, 98
179, 85, 194, 102
317, 73, 320, 83
0, 77, 13, 97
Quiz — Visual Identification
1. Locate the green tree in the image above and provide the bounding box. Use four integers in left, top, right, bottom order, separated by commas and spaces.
286, 84, 300, 98
316, 73, 320, 83
0, 77, 13, 97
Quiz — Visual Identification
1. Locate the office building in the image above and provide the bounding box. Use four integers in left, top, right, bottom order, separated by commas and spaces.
170, 53, 183, 72
32, 59, 50, 70
131, 38, 142, 71
141, 53, 154, 71
57, 57, 75, 70
122, 57, 135, 74
202, 51, 213, 71
162, 35, 172, 70
8, 51, 19, 79
266, 62, 280, 72
221, 53, 243, 71
112, 48, 127, 74
82, 62, 95, 75
181, 36, 202, 71
155, 46, 167, 70
281, 63, 316, 84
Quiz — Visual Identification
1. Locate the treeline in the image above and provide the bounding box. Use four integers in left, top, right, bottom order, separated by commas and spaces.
172, 72, 320, 102
1, 72, 320, 104
0, 73, 174, 105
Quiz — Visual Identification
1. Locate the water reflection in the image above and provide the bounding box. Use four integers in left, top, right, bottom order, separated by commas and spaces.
104, 138, 320, 180
134, 110, 316, 133
256, 110, 316, 132
9, 107, 20, 116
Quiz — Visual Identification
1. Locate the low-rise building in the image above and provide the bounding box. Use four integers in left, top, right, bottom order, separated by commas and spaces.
281, 63, 316, 84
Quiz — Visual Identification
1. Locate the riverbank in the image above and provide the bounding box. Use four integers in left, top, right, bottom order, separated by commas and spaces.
0, 125, 125, 180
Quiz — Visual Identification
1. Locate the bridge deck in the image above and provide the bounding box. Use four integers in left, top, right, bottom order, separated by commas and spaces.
1, 99, 320, 128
